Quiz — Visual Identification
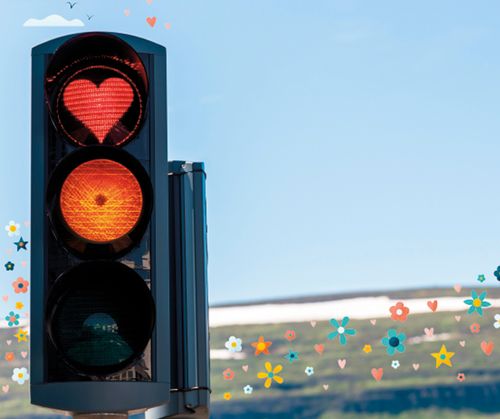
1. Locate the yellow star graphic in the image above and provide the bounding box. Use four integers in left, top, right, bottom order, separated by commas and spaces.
431, 344, 455, 368
14, 328, 28, 343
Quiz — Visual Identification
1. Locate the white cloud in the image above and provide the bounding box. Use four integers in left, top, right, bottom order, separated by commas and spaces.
23, 14, 84, 27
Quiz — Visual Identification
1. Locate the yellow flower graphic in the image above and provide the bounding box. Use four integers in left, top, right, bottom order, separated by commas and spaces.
257, 362, 284, 388
15, 302, 24, 310
223, 392, 232, 400
14, 328, 28, 343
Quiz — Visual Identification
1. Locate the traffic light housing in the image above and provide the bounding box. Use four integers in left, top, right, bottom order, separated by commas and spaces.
31, 33, 171, 414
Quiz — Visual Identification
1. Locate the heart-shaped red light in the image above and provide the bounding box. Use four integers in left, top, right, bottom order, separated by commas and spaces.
63, 78, 134, 143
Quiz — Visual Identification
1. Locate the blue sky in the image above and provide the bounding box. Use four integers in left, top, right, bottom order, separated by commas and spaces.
1, 1, 500, 305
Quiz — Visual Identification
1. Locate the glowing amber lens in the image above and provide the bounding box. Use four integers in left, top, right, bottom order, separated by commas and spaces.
60, 159, 143, 242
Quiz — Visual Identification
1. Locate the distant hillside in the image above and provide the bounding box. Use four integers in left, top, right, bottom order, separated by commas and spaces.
211, 286, 500, 308
210, 286, 500, 418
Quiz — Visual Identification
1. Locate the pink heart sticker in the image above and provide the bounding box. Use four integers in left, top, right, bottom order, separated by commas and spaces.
424, 327, 434, 337
481, 341, 494, 356
146, 16, 157, 27
322, 384, 329, 391
2, 385, 9, 393
337, 359, 346, 369
6, 340, 11, 346
2, 295, 8, 302
242, 365, 248, 372
310, 321, 317, 328
412, 363, 420, 371
370, 319, 377, 326
427, 300, 438, 312
459, 340, 466, 347
124, 9, 130, 16
455, 315, 461, 322
21, 352, 28, 359
371, 368, 383, 382
453, 284, 462, 293
314, 344, 324, 355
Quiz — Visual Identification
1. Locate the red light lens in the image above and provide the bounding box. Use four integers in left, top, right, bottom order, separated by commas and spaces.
63, 77, 134, 144
60, 159, 143, 243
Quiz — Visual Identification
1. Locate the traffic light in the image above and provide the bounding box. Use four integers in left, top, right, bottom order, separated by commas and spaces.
31, 33, 172, 414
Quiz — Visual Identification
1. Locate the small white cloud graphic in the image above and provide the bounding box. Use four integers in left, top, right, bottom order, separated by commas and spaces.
23, 14, 84, 27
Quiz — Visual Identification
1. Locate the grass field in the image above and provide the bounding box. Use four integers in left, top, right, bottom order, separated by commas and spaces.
0, 287, 499, 418
209, 287, 500, 418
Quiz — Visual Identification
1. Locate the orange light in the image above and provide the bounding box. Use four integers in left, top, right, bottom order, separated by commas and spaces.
60, 159, 143, 243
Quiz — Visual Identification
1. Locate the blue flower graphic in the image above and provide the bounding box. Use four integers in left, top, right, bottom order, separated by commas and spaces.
284, 350, 299, 363
464, 290, 491, 317
5, 311, 20, 327
327, 316, 357, 345
381, 329, 406, 355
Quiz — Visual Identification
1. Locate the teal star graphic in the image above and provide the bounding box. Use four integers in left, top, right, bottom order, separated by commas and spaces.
14, 237, 28, 251
477, 274, 486, 283
4, 261, 14, 271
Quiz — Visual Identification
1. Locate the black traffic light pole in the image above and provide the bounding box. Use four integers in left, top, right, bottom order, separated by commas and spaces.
31, 32, 210, 418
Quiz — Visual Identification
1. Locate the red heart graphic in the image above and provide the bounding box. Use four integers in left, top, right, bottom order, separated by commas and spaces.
427, 300, 438, 312
481, 341, 494, 356
63, 78, 134, 143
371, 368, 384, 382
146, 16, 157, 27
314, 344, 324, 355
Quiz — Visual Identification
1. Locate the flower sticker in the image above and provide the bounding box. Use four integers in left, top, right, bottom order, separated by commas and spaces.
470, 323, 480, 334
391, 360, 400, 369
464, 290, 491, 316
284, 329, 296, 341
11, 367, 29, 385
257, 362, 284, 388
363, 344, 372, 354
5, 221, 20, 237
14, 328, 28, 343
494, 314, 500, 329
12, 277, 29, 294
457, 372, 465, 382
477, 274, 486, 283
4, 312, 20, 327
304, 366, 314, 376
4, 261, 14, 271
4, 352, 14, 362
327, 316, 357, 345
222, 368, 235, 381
284, 349, 299, 363
224, 336, 242, 352
381, 329, 406, 355
389, 302, 409, 322
223, 392, 232, 400
243, 385, 253, 395
251, 336, 272, 356
15, 302, 24, 310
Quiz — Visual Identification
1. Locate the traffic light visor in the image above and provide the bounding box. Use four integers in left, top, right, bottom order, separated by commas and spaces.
45, 33, 148, 147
